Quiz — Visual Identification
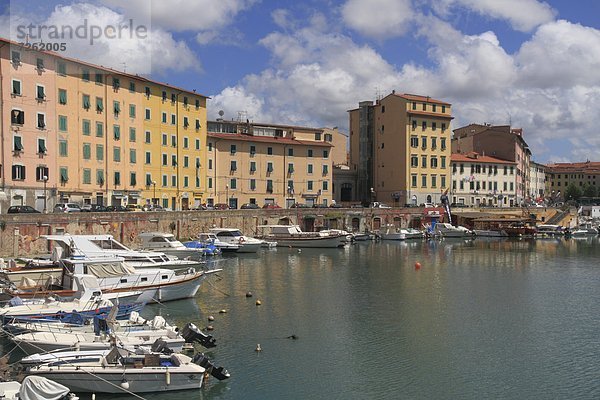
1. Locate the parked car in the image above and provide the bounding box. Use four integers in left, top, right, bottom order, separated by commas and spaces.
7, 205, 40, 214
312, 204, 328, 208
240, 203, 260, 209
53, 203, 82, 213
81, 204, 108, 212
329, 203, 343, 208
214, 203, 230, 210
291, 203, 310, 208
125, 204, 143, 212
369, 202, 391, 209
142, 204, 167, 212
106, 205, 130, 212
262, 203, 282, 209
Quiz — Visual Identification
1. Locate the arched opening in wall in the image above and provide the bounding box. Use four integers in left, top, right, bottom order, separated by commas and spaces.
328, 219, 338, 229
278, 217, 291, 225
426, 194, 432, 204
393, 216, 402, 228
351, 217, 360, 232
373, 217, 382, 230
303, 215, 315, 232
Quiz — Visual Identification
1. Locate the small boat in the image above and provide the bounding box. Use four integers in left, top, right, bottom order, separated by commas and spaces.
473, 229, 509, 237
318, 229, 353, 243
502, 222, 537, 237
186, 233, 239, 253
535, 224, 564, 237
25, 346, 229, 393
351, 232, 370, 241
0, 376, 79, 400
432, 222, 475, 238
137, 232, 215, 260
209, 228, 264, 253
403, 228, 425, 239
258, 225, 346, 248
380, 226, 406, 240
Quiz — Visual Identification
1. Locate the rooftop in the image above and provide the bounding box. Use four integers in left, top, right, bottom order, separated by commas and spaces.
451, 152, 516, 164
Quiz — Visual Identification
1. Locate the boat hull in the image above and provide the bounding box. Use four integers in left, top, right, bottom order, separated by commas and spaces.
273, 236, 346, 248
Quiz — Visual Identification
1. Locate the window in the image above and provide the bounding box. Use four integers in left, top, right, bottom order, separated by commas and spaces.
83, 169, 91, 184
195, 99, 200, 109
441, 138, 446, 150
411, 174, 417, 187
145, 86, 151, 98
161, 134, 167, 146
130, 172, 137, 186
183, 96, 188, 107
249, 145, 256, 156
510, 166, 514, 175
308, 164, 313, 174
60, 167, 68, 183
81, 119, 92, 136
422, 121, 426, 130
323, 181, 329, 191
129, 128, 136, 142
504, 166, 507, 175
57, 61, 66, 75
442, 123, 446, 131
208, 159, 212, 169
422, 103, 426, 111
230, 144, 237, 155
113, 125, 121, 140
129, 81, 135, 93
195, 158, 201, 169
95, 122, 103, 138
183, 156, 189, 168
38, 138, 47, 154
412, 101, 416, 110
171, 135, 177, 147
146, 173, 153, 186
59, 140, 68, 156
230, 161, 237, 171
96, 97, 104, 112
308, 181, 313, 191
171, 175, 177, 187
288, 148, 294, 156
171, 155, 177, 167
183, 176, 189, 188
36, 58, 44, 70
145, 131, 151, 143
171, 114, 176, 125
431, 175, 437, 188
12, 165, 25, 180
266, 180, 273, 193
421, 174, 427, 188
129, 149, 136, 164
460, 164, 464, 173
36, 85, 45, 100
431, 137, 437, 149
250, 161, 256, 172
129, 104, 136, 118
421, 136, 427, 149
37, 113, 46, 129
230, 178, 237, 189
58, 89, 67, 105
322, 164, 328, 175
195, 139, 200, 150
323, 150, 329, 159
441, 156, 446, 168
11, 109, 24, 125
208, 177, 213, 189
114, 171, 121, 185
267, 147, 273, 155
432, 104, 437, 112
183, 137, 189, 148
58, 115, 68, 132
13, 136, 24, 152
308, 149, 313, 157
267, 162, 273, 173
411, 136, 418, 147
162, 91, 167, 101
288, 163, 294, 174
82, 94, 91, 110
510, 182, 514, 191
442, 105, 446, 113
431, 157, 438, 168
11, 79, 21, 96
83, 143, 91, 160
315, 132, 322, 141
171, 93, 176, 103
412, 120, 417, 130
95, 72, 103, 84
112, 78, 120, 90
97, 169, 105, 185
96, 144, 104, 161
250, 179, 256, 191
145, 108, 151, 120
113, 147, 121, 162
162, 175, 167, 187
421, 156, 427, 168
196, 119, 201, 130
145, 151, 151, 164
183, 117, 189, 128
411, 155, 418, 167
162, 154, 168, 166
162, 112, 167, 124
432, 122, 437, 131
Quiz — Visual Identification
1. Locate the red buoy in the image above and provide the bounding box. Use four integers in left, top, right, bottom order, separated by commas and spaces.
415, 262, 421, 270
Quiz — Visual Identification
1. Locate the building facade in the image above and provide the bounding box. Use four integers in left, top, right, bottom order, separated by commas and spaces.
349, 92, 453, 206
529, 161, 546, 202
0, 39, 207, 212
207, 120, 334, 208
451, 153, 517, 207
545, 161, 600, 201
452, 124, 531, 205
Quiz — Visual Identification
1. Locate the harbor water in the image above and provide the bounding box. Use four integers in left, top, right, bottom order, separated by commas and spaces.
14, 237, 600, 399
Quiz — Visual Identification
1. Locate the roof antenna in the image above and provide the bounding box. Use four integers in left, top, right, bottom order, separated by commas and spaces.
121, 62, 127, 73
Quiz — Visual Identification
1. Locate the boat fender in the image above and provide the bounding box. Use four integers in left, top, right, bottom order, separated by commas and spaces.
165, 369, 171, 385
129, 232, 135, 241
239, 237, 245, 244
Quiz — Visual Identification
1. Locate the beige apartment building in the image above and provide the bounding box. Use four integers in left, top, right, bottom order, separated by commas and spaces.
451, 152, 517, 207
348, 91, 453, 206
545, 161, 600, 201
0, 38, 208, 211
206, 120, 334, 208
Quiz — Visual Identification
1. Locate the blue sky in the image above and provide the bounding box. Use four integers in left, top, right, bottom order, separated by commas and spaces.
2, 0, 600, 164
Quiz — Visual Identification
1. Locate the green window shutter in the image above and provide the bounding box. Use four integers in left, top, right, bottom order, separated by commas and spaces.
195, 99, 200, 109
83, 95, 90, 110
130, 172, 137, 186
114, 172, 121, 185
250, 179, 256, 190
183, 117, 189, 128
323, 165, 328, 175
146, 174, 152, 186
58, 115, 67, 132
12, 80, 21, 95
58, 89, 67, 105
267, 180, 273, 192
82, 120, 90, 135
59, 140, 68, 156
82, 70, 90, 81
288, 164, 294, 173
14, 136, 23, 151
129, 128, 136, 142
96, 145, 104, 161
38, 139, 47, 154
97, 170, 104, 185
60, 167, 68, 183
129, 104, 136, 118
83, 143, 91, 159
250, 162, 256, 172
37, 85, 45, 100
130, 149, 136, 164
196, 120, 201, 130
308, 164, 313, 174
113, 147, 121, 162
96, 98, 104, 112
114, 101, 120, 115
267, 163, 273, 173
196, 159, 201, 169
83, 169, 91, 184
114, 125, 120, 140
96, 122, 103, 137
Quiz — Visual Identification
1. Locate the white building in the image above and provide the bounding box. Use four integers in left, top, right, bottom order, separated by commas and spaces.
529, 161, 546, 202
451, 152, 517, 207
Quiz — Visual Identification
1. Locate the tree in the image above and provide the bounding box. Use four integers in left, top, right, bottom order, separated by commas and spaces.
582, 183, 597, 198
564, 183, 582, 202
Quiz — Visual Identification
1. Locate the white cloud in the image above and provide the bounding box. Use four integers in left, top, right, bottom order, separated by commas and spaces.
341, 0, 413, 39
209, 86, 265, 122
440, 0, 556, 32
5, 3, 198, 75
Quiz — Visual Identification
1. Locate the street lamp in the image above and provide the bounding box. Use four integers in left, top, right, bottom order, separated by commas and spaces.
43, 175, 48, 213
152, 181, 156, 205
286, 186, 291, 209
226, 184, 229, 207
370, 187, 375, 204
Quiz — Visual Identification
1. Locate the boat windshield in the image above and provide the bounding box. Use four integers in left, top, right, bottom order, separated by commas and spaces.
90, 239, 128, 251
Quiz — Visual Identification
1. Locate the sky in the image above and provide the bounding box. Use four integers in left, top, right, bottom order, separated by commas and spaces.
2, 0, 600, 164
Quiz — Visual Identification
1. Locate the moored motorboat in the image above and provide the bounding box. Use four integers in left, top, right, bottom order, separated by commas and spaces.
186, 233, 239, 253
137, 232, 215, 260
432, 222, 475, 238
0, 376, 78, 400
209, 228, 263, 253
258, 225, 346, 248
380, 226, 406, 240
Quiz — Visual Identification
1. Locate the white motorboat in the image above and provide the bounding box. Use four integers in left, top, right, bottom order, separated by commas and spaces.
380, 226, 406, 240
473, 229, 509, 237
188, 233, 240, 253
535, 224, 564, 236
25, 347, 229, 393
209, 228, 263, 253
432, 223, 475, 238
258, 225, 346, 248
403, 228, 425, 239
318, 229, 353, 242
41, 234, 203, 270
137, 232, 214, 260
351, 232, 370, 241
0, 376, 78, 400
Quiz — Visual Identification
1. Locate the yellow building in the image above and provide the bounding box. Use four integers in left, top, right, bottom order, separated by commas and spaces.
207, 120, 334, 208
0, 38, 208, 210
348, 92, 453, 206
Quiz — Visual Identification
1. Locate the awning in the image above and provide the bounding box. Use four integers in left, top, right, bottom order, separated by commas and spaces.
303, 214, 317, 220
302, 193, 318, 198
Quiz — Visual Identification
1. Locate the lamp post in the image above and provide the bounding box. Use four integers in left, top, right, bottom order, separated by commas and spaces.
370, 187, 375, 204
226, 184, 229, 208
43, 175, 48, 213
152, 181, 156, 205
287, 186, 291, 208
